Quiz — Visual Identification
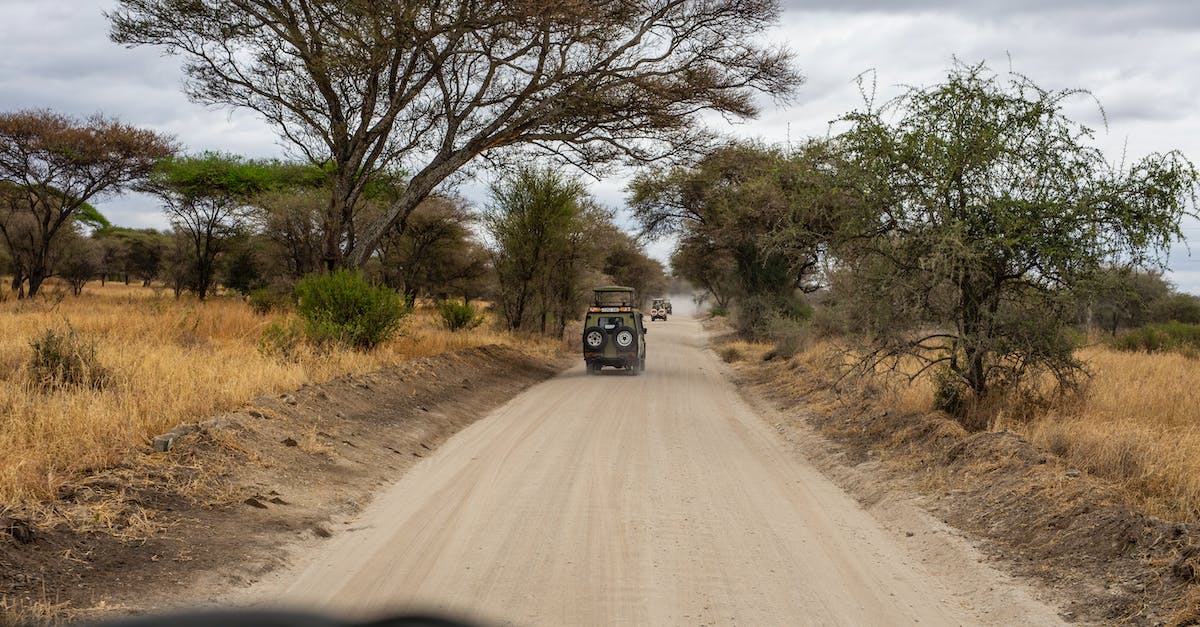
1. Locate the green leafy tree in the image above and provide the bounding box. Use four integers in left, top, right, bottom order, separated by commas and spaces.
484, 166, 618, 335
1075, 267, 1172, 335
57, 232, 103, 296
485, 166, 585, 332
222, 236, 265, 296
143, 153, 283, 300
95, 227, 168, 286
162, 230, 197, 298
630, 142, 849, 337
832, 61, 1199, 423
110, 0, 800, 269
0, 110, 174, 297
374, 196, 489, 305
1148, 293, 1200, 325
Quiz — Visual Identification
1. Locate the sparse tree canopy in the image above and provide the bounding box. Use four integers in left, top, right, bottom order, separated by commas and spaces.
832, 61, 1199, 423
109, 0, 801, 268
374, 196, 489, 305
630, 141, 850, 336
0, 110, 174, 297
484, 164, 633, 336
143, 153, 284, 300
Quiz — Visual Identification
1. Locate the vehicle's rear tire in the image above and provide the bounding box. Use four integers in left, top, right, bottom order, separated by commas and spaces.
585, 362, 598, 375
640, 357, 646, 372
582, 326, 607, 351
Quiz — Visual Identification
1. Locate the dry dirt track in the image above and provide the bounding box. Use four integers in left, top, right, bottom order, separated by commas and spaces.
248, 316, 1063, 626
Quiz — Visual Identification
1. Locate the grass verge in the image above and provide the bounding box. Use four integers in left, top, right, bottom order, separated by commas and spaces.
0, 281, 562, 504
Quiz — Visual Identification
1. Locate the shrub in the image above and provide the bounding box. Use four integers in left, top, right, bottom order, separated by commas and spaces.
437, 299, 484, 332
733, 293, 812, 341
718, 345, 742, 363
29, 326, 108, 390
932, 367, 970, 417
1111, 322, 1200, 357
294, 270, 408, 350
248, 287, 293, 315
258, 317, 305, 360
709, 306, 729, 318
765, 315, 811, 361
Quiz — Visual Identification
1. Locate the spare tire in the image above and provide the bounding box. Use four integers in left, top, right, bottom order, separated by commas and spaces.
582, 326, 607, 351
613, 328, 636, 350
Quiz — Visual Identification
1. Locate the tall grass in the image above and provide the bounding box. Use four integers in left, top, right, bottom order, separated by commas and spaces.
0, 281, 561, 502
1022, 347, 1200, 520
714, 328, 1200, 521
882, 345, 1200, 521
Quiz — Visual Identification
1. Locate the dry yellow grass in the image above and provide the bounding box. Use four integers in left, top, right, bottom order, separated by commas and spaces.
854, 342, 1200, 521
714, 331, 1200, 520
1022, 347, 1200, 521
0, 280, 561, 503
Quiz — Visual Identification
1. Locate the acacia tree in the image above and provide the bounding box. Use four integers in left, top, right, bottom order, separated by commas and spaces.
485, 166, 586, 332
630, 141, 851, 336
144, 153, 280, 300
0, 110, 174, 297
109, 0, 800, 269
832, 62, 1199, 423
374, 196, 488, 305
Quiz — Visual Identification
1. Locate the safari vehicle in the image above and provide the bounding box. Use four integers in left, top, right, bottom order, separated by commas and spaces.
665, 299, 672, 314
582, 286, 647, 375
650, 298, 668, 321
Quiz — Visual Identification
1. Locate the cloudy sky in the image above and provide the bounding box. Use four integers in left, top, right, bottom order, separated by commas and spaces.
2, 0, 1199, 289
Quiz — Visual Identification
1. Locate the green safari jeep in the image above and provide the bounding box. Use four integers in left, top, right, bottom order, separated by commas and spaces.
582, 286, 647, 375
650, 298, 668, 321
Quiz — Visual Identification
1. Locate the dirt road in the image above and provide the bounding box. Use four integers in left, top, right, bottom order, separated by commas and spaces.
248, 316, 1062, 625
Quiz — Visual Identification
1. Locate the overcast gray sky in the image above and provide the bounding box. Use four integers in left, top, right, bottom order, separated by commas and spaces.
2, 1, 1199, 290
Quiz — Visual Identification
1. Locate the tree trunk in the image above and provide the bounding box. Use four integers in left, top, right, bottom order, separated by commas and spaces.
27, 271, 45, 298
26, 250, 49, 297
11, 272, 25, 299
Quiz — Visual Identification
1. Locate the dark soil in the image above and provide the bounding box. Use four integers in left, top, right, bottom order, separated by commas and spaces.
0, 345, 567, 624
730, 353, 1200, 626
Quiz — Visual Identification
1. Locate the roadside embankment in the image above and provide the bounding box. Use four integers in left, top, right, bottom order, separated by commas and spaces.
716, 337, 1200, 626
0, 344, 569, 624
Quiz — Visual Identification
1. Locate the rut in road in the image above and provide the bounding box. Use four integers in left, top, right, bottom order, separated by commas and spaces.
248, 316, 1061, 626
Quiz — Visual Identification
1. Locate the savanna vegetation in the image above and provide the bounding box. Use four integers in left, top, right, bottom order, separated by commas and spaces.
0, 0, 1197, 554
671, 62, 1200, 520
5, 0, 806, 506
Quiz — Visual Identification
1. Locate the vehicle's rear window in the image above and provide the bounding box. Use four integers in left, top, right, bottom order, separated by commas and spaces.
597, 317, 624, 329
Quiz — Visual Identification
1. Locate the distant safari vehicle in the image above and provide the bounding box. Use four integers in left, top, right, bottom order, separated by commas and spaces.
582, 286, 647, 375
664, 299, 672, 314
650, 298, 668, 321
